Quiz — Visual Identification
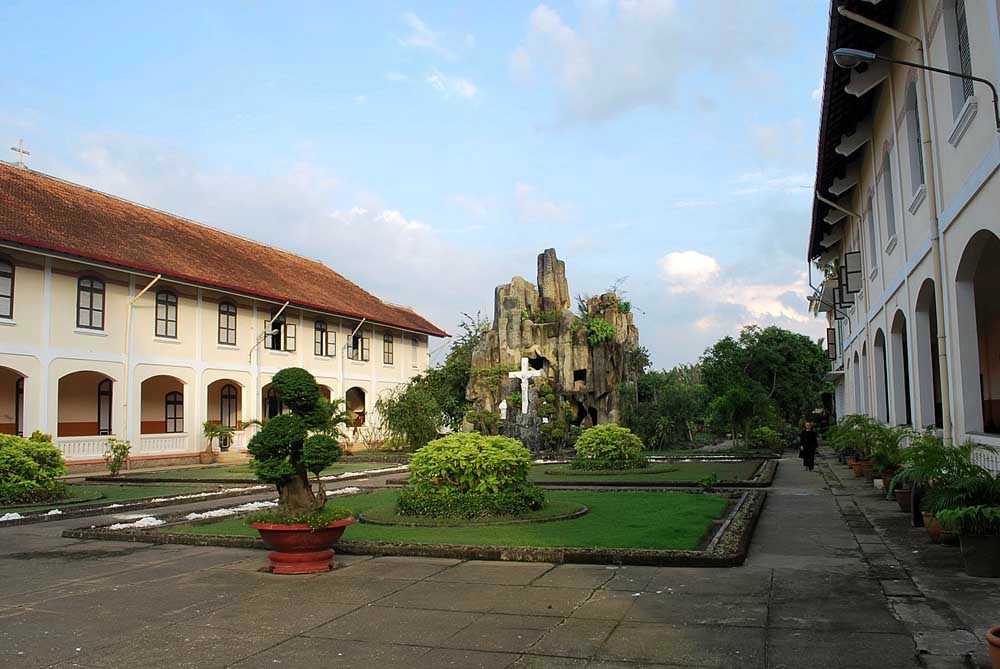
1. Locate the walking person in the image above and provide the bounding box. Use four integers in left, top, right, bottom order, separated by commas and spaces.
799, 421, 818, 472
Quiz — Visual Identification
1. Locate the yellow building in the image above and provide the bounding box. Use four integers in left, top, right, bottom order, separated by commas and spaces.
809, 0, 1000, 473
0, 162, 446, 469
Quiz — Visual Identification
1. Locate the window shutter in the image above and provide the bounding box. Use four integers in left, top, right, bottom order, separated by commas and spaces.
284, 323, 297, 352
327, 332, 337, 357
956, 0, 973, 98
263, 320, 272, 349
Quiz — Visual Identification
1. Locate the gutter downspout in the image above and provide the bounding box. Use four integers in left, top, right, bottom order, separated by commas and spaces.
839, 6, 953, 443
123, 273, 162, 454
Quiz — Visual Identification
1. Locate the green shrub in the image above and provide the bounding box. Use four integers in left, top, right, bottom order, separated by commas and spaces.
572, 424, 644, 470
103, 438, 132, 477
936, 505, 1000, 536
748, 427, 783, 452
0, 433, 67, 504
246, 504, 352, 531
396, 485, 545, 519
585, 318, 617, 346
399, 432, 544, 518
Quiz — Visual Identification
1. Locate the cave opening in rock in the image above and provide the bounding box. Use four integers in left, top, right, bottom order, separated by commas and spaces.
528, 356, 545, 371
573, 369, 587, 383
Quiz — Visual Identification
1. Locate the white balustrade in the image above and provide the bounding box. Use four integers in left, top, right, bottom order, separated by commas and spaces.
57, 435, 112, 461
231, 426, 257, 452
137, 433, 190, 455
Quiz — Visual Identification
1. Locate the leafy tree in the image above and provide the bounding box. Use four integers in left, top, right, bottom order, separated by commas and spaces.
376, 313, 489, 449
624, 365, 708, 448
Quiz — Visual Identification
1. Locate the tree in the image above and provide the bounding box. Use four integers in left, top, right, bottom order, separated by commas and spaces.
247, 368, 349, 515
622, 364, 708, 449
376, 313, 489, 449
700, 325, 828, 443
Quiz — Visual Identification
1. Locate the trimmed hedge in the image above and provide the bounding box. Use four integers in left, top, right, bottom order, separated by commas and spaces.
572, 424, 645, 470
399, 432, 545, 518
0, 433, 67, 505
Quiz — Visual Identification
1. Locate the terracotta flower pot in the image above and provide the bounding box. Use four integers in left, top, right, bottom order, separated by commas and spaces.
250, 517, 355, 575
922, 513, 960, 545
957, 535, 1000, 578
894, 488, 912, 513
986, 626, 1000, 669
851, 462, 865, 477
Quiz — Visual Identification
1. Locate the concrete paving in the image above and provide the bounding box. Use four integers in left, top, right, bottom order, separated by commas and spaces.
0, 454, 962, 668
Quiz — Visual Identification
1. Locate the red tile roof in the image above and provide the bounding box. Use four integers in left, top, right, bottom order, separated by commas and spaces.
0, 162, 447, 337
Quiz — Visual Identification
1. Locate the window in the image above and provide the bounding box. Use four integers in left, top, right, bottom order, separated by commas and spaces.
348, 334, 370, 361
945, 0, 974, 116
904, 83, 925, 195
265, 387, 286, 418
155, 291, 178, 338
218, 302, 237, 345
865, 195, 878, 272
263, 315, 296, 352
383, 334, 394, 365
77, 276, 105, 330
0, 258, 12, 319
14, 377, 23, 436
220, 384, 238, 428
165, 391, 183, 433
97, 378, 113, 435
314, 320, 336, 357
411, 337, 418, 368
881, 153, 896, 244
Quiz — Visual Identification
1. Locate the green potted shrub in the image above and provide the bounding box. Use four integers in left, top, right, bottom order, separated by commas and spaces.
936, 505, 1000, 578
396, 432, 544, 518
245, 368, 353, 574
571, 424, 644, 470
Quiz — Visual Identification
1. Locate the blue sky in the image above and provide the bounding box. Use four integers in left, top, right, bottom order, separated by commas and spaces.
1, 0, 830, 367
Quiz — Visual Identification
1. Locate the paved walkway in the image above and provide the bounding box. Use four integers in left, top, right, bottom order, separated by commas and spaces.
0, 454, 981, 668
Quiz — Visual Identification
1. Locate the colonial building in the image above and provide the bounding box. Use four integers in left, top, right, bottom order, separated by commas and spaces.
809, 0, 1000, 472
0, 162, 446, 468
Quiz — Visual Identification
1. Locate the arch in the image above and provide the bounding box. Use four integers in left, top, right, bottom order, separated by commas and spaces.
0, 366, 26, 436
345, 386, 366, 427
955, 230, 1000, 433
139, 375, 185, 434
889, 310, 913, 426
261, 383, 287, 419
57, 370, 114, 437
861, 343, 871, 416
318, 385, 332, 402
872, 330, 889, 423
0, 255, 13, 319
853, 352, 863, 414
914, 279, 943, 428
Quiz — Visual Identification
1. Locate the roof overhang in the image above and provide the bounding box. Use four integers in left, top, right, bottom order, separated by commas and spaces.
808, 0, 899, 261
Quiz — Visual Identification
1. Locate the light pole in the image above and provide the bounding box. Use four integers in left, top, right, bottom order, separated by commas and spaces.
832, 47, 1000, 132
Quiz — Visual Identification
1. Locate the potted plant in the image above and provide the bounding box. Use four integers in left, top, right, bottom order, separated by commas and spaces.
987, 626, 1000, 669
203, 421, 235, 456
245, 368, 354, 574
936, 505, 1000, 578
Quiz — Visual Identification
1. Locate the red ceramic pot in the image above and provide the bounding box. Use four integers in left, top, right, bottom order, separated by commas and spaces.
249, 517, 355, 575
851, 462, 865, 477
986, 626, 1000, 669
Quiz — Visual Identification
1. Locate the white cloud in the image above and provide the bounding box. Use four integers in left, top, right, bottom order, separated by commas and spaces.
750, 118, 808, 165
659, 251, 720, 291
669, 198, 718, 209
731, 170, 812, 196
385, 71, 411, 83
511, 1, 792, 122
352, 95, 368, 105
449, 193, 492, 219
514, 182, 571, 225
425, 70, 478, 100
398, 12, 473, 61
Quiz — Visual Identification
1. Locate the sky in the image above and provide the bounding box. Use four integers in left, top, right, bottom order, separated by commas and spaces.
0, 0, 831, 368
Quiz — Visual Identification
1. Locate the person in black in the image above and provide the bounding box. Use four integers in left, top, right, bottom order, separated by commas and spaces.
799, 421, 818, 471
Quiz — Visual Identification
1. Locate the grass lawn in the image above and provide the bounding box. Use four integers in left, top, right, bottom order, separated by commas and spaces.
2, 484, 221, 513
641, 448, 775, 458
165, 488, 729, 551
530, 460, 762, 484
118, 462, 398, 481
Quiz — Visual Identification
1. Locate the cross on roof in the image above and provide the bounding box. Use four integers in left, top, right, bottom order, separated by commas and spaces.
9, 139, 30, 168
509, 357, 543, 414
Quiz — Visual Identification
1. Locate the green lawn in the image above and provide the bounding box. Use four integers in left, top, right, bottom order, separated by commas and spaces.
1, 484, 221, 513
530, 460, 762, 484
641, 448, 776, 458
165, 488, 729, 551
117, 462, 398, 481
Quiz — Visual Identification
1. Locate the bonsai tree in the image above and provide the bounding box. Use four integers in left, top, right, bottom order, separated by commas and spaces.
247, 368, 348, 516
572, 423, 645, 470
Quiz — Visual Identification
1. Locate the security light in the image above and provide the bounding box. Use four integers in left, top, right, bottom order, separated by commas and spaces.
833, 48, 876, 69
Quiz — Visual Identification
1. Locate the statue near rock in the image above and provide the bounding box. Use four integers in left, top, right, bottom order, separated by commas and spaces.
466, 249, 640, 449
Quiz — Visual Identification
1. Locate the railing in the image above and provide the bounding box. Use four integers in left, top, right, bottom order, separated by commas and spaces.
231, 426, 256, 452
137, 433, 190, 456
57, 435, 112, 461
972, 446, 1000, 475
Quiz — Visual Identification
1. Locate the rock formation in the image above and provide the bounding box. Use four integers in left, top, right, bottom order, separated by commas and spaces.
467, 249, 640, 444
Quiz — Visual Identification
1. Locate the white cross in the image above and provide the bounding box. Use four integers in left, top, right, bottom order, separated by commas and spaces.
9, 139, 30, 168
509, 357, 543, 414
